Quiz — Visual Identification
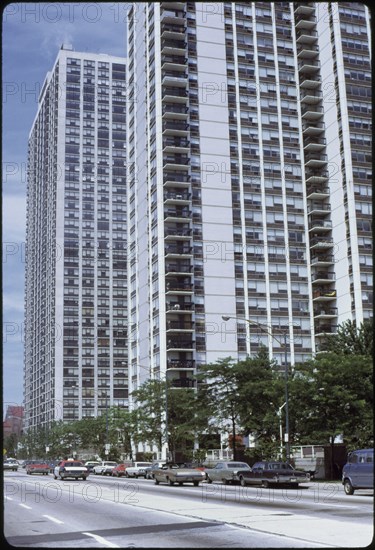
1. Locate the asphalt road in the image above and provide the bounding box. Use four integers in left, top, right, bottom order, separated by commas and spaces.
3, 470, 373, 548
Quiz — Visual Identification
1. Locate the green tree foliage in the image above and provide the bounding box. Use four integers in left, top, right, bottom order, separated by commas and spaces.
291, 352, 373, 450
321, 319, 373, 356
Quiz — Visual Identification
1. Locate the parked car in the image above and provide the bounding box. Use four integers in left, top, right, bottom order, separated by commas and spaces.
204, 461, 251, 484
144, 461, 166, 480
124, 462, 152, 478
237, 461, 310, 488
153, 463, 206, 486
92, 461, 118, 475
26, 461, 50, 475
54, 459, 89, 480
342, 448, 374, 495
3, 459, 19, 471
84, 461, 101, 472
111, 463, 133, 477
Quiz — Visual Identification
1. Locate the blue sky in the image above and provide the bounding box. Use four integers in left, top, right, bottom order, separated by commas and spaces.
2, 2, 128, 417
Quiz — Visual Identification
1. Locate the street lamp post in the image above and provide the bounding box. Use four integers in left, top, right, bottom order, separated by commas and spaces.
222, 315, 291, 462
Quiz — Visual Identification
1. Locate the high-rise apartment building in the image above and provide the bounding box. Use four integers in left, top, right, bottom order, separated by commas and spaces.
126, 1, 372, 403
24, 46, 127, 430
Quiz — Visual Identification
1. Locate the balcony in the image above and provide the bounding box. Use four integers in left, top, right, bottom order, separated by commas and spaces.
163, 155, 189, 171
160, 9, 186, 26
163, 137, 190, 153
161, 38, 186, 56
164, 208, 191, 222
309, 218, 332, 232
162, 57, 187, 71
169, 378, 195, 388
165, 243, 193, 257
310, 236, 334, 249
161, 25, 186, 41
166, 282, 193, 294
305, 153, 328, 169
304, 139, 326, 155
162, 119, 189, 135
166, 338, 194, 350
296, 29, 318, 44
164, 225, 191, 238
311, 271, 335, 284
166, 320, 194, 331
297, 45, 319, 60
162, 103, 188, 119
162, 86, 189, 104
308, 201, 331, 215
314, 307, 338, 318
295, 18, 317, 31
162, 72, 188, 87
313, 288, 336, 300
305, 170, 329, 185
165, 262, 192, 275
303, 122, 325, 137
302, 106, 324, 121
311, 254, 334, 266
166, 301, 194, 312
314, 324, 338, 337
295, 5, 315, 16
300, 89, 323, 104
164, 190, 191, 204
163, 172, 190, 186
167, 359, 195, 370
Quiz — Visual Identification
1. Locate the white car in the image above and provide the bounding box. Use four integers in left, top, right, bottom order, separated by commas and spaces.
3, 458, 19, 471
53, 459, 89, 480
124, 462, 152, 478
92, 461, 118, 475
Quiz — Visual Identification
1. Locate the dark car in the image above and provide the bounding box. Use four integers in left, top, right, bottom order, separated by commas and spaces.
342, 449, 374, 495
111, 463, 133, 477
26, 462, 50, 475
237, 461, 310, 488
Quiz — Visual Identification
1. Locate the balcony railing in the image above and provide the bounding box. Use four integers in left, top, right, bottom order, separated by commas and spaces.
167, 359, 195, 369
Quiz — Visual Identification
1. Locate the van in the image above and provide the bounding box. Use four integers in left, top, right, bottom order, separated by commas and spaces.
342, 448, 373, 495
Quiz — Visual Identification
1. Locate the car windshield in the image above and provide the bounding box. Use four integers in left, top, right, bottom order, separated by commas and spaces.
229, 463, 249, 468
66, 462, 84, 467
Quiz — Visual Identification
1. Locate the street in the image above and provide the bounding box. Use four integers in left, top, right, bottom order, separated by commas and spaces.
4, 470, 373, 548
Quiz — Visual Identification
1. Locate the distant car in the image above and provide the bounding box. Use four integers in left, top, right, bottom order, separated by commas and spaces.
92, 461, 118, 475
26, 462, 50, 475
124, 462, 152, 478
54, 459, 89, 480
153, 463, 206, 486
204, 461, 251, 484
111, 463, 133, 477
237, 461, 310, 488
342, 448, 374, 495
84, 461, 101, 472
144, 461, 166, 479
3, 459, 19, 471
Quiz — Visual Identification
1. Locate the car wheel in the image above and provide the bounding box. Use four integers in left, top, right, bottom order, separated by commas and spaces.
168, 478, 174, 486
82, 476, 87, 480
343, 479, 354, 495
261, 480, 270, 488
239, 476, 246, 487
155, 478, 160, 485
206, 475, 212, 484
223, 479, 230, 485
193, 481, 199, 487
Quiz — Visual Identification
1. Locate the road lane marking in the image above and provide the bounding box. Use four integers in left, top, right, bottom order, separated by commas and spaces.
43, 515, 64, 524
19, 503, 32, 509
83, 532, 120, 548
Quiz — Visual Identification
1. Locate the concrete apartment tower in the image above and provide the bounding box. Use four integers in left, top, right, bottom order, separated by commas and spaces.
24, 46, 127, 430
126, 1, 372, 454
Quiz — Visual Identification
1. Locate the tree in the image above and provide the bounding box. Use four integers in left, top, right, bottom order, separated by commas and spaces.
196, 357, 243, 460
291, 352, 373, 477
321, 319, 373, 356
